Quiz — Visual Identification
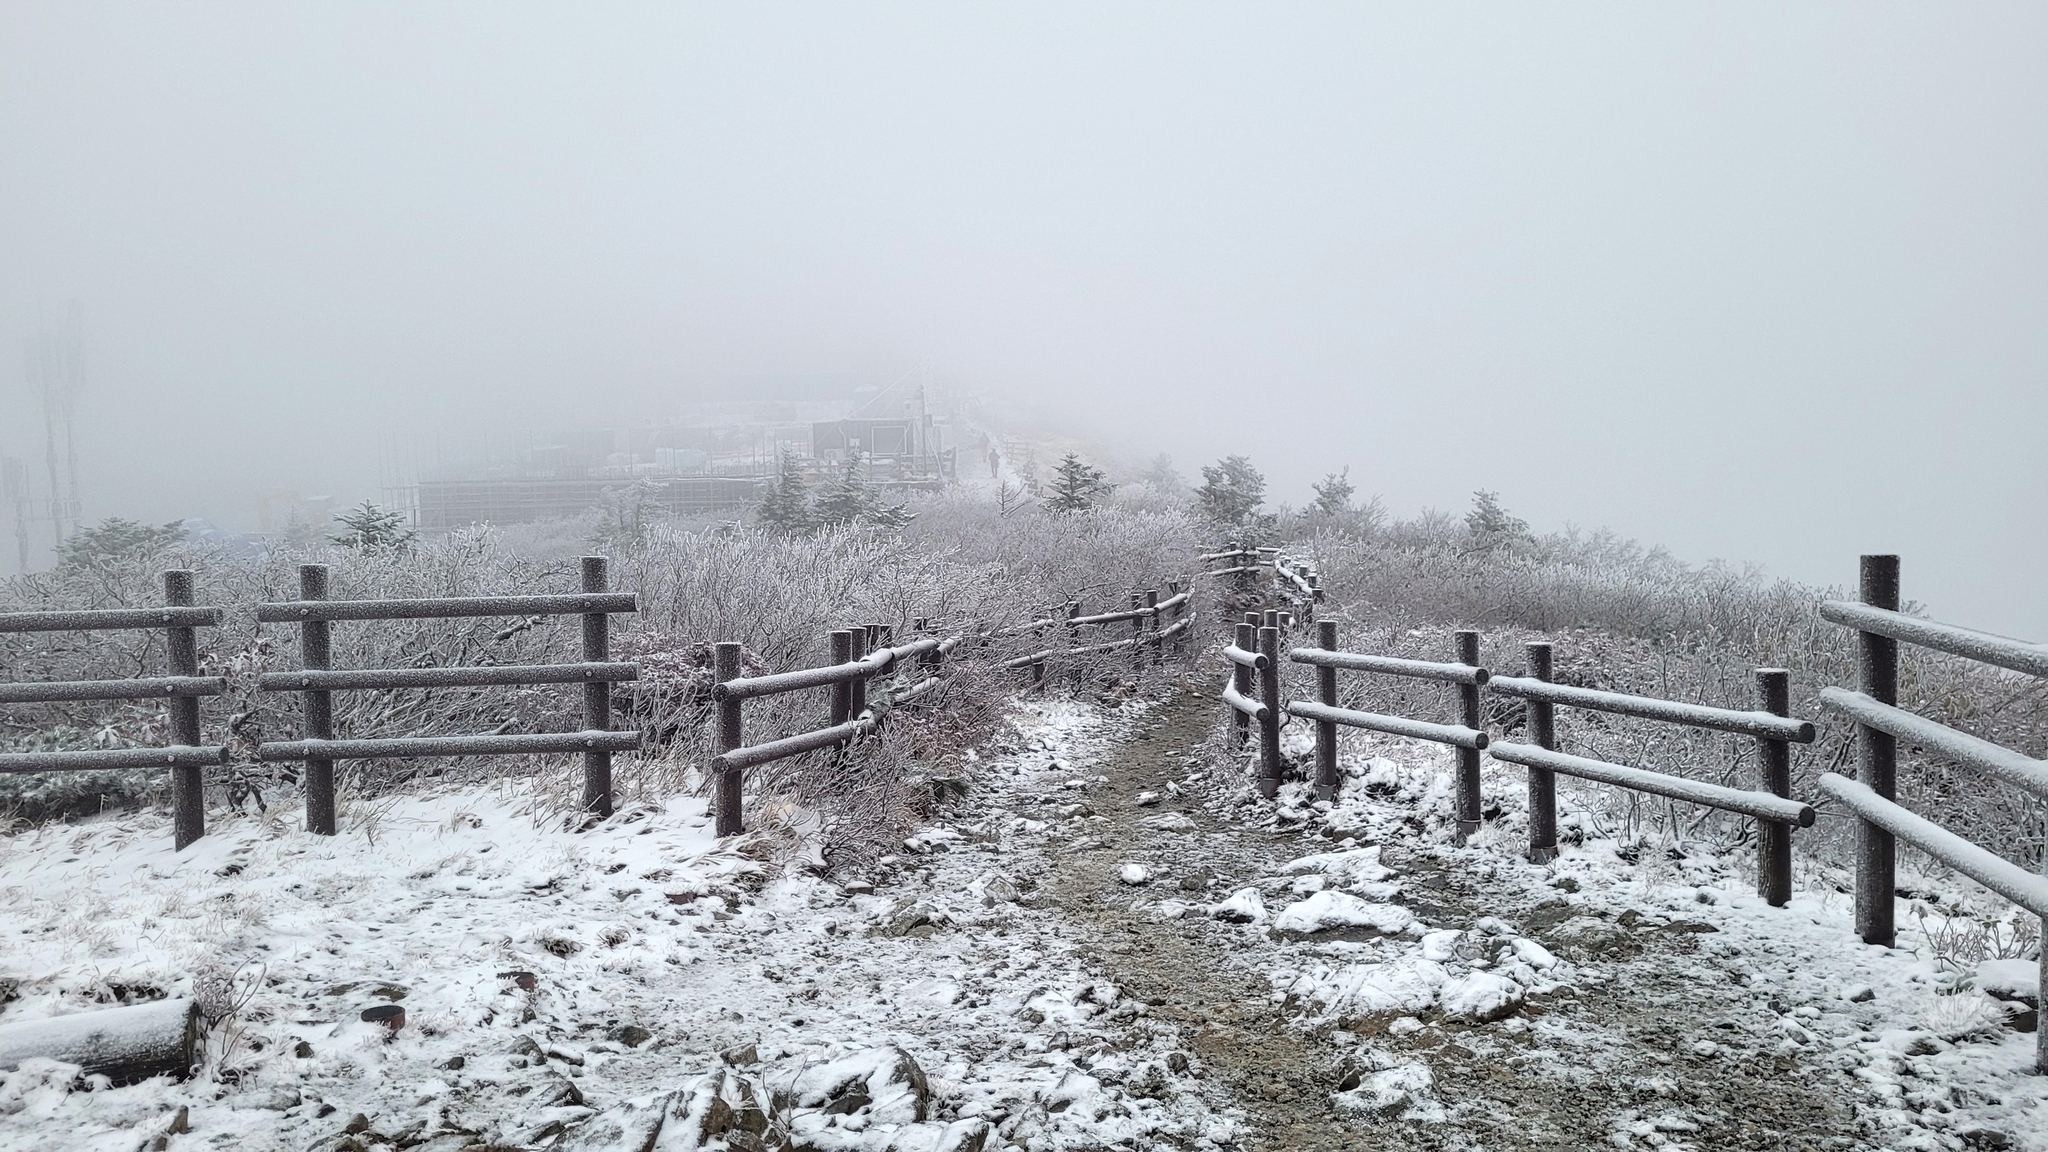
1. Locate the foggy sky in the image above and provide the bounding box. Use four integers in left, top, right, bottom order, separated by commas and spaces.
2, 4, 2043, 635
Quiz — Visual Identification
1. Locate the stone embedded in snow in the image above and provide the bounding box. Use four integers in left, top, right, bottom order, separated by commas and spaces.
1336, 1060, 1436, 1117
1134, 791, 1162, 807
1975, 958, 2040, 1007
1282, 846, 1394, 887
1271, 891, 1415, 936
789, 1045, 932, 1124
1303, 958, 1450, 1024
1510, 937, 1558, 971
1419, 930, 1464, 963
1141, 812, 1197, 834
1438, 972, 1524, 1023
1209, 888, 1267, 924
1473, 916, 1512, 936
1118, 863, 1152, 886
1844, 984, 1876, 1003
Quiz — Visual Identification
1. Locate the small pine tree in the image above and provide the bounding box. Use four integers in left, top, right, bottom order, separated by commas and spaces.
814, 454, 913, 528
1311, 468, 1354, 517
1140, 453, 1187, 495
1045, 453, 1110, 513
756, 454, 814, 533
1465, 489, 1531, 550
329, 501, 418, 554
56, 517, 186, 569
1196, 455, 1266, 525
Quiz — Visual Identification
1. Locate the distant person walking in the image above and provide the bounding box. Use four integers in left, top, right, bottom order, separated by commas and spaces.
988, 448, 1001, 478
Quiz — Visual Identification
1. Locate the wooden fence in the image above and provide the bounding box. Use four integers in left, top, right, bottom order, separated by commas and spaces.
0, 559, 642, 850
997, 582, 1196, 690
0, 571, 227, 850
1215, 549, 2042, 1070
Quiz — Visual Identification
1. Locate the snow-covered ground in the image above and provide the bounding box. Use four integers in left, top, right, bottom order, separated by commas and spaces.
0, 699, 1233, 1152
2, 686, 2044, 1151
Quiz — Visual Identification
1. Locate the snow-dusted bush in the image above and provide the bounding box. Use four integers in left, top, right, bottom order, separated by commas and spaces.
1, 494, 1201, 857
1282, 514, 2047, 878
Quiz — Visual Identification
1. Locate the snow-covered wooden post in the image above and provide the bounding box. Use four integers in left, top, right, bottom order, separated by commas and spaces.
828, 631, 853, 726
580, 556, 613, 819
1232, 622, 1255, 750
1167, 580, 1187, 656
1128, 592, 1145, 677
1854, 554, 1900, 947
164, 570, 206, 850
1756, 667, 1793, 906
846, 627, 868, 717
1314, 620, 1339, 801
1524, 641, 1558, 863
713, 641, 743, 836
1454, 629, 1483, 841
296, 563, 337, 837
1144, 589, 1161, 667
1257, 624, 1282, 798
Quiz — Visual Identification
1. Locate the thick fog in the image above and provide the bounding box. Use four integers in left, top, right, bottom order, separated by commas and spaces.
2, 5, 2043, 634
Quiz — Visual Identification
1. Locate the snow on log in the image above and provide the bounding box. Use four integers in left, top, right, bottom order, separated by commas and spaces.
1818, 773, 2048, 917
1488, 742, 1811, 825
0, 998, 198, 1083
1817, 688, 2048, 798
1818, 600, 2048, 680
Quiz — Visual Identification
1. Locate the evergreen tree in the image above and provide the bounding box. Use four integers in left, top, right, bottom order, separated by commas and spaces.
1465, 489, 1531, 550
1196, 455, 1266, 524
814, 454, 913, 528
56, 517, 186, 569
329, 501, 418, 554
1311, 468, 1355, 517
1045, 452, 1110, 513
1140, 453, 1187, 495
756, 454, 814, 533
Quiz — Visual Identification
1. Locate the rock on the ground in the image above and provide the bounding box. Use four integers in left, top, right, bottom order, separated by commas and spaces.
1271, 891, 1415, 936
1209, 888, 1267, 924
1119, 863, 1152, 886
1439, 972, 1525, 1023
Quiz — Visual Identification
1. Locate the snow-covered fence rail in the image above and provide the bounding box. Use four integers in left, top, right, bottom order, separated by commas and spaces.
708, 622, 967, 836
1201, 544, 1320, 619
1486, 645, 1816, 903
1281, 622, 1490, 813
1815, 554, 2048, 1072
0, 570, 226, 851
253, 557, 641, 833
997, 582, 1195, 689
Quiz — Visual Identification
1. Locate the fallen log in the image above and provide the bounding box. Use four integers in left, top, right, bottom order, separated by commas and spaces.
0, 998, 198, 1083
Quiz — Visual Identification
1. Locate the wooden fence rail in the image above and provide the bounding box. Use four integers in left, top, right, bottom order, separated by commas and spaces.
1815, 554, 2048, 1072
0, 570, 227, 850
253, 557, 642, 832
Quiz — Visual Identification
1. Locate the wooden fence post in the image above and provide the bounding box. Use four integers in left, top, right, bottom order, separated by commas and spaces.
1854, 554, 1900, 947
164, 571, 206, 850
581, 556, 613, 819
297, 563, 337, 837
1454, 629, 1483, 841
1232, 622, 1254, 750
1525, 641, 1557, 863
829, 631, 852, 726
1141, 589, 1158, 666
1167, 580, 1187, 656
713, 641, 743, 836
1129, 592, 1145, 677
1064, 601, 1081, 689
1257, 624, 1282, 798
846, 627, 868, 716
1756, 667, 1793, 906
1315, 620, 1338, 801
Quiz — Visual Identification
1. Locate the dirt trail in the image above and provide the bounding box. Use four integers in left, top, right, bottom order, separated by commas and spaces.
1022, 687, 1861, 1151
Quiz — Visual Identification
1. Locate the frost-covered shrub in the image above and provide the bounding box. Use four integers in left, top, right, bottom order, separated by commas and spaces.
1281, 516, 2047, 877
0, 494, 1201, 854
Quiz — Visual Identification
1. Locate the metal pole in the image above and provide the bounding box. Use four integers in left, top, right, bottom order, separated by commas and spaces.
713, 641, 743, 836
1526, 641, 1557, 863
1315, 620, 1338, 801
298, 564, 336, 837
829, 631, 852, 726
164, 570, 205, 850
1454, 629, 1483, 841
1257, 624, 1282, 798
1756, 667, 1792, 907
1232, 622, 1254, 750
1855, 554, 1900, 946
580, 557, 613, 820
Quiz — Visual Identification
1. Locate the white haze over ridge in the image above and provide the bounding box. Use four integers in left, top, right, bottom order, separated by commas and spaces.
1, 4, 2042, 634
